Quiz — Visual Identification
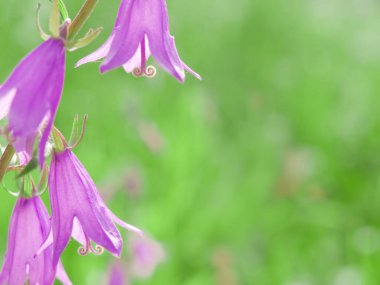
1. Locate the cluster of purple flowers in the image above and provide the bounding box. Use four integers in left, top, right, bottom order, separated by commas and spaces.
0, 0, 199, 283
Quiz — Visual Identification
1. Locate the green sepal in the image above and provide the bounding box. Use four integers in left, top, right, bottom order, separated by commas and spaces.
49, 0, 69, 21
49, 0, 60, 38
35, 165, 49, 195
69, 114, 79, 146
52, 127, 67, 152
16, 157, 38, 179
70, 114, 88, 149
66, 27, 103, 51
20, 176, 34, 198
0, 144, 15, 183
57, 0, 69, 20
36, 3, 50, 40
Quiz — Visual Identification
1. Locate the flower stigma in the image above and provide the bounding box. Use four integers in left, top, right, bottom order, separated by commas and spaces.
132, 37, 157, 78
77, 235, 105, 256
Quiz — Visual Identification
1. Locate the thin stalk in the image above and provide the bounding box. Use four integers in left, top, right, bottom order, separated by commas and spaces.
58, 0, 69, 20
0, 144, 15, 183
49, 0, 69, 21
68, 0, 98, 40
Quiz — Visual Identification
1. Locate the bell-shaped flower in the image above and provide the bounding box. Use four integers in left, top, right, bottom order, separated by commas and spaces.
0, 196, 71, 285
41, 147, 142, 275
0, 38, 65, 167
76, 0, 200, 82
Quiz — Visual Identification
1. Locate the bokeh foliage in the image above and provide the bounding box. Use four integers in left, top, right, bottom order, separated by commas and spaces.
1, 0, 380, 284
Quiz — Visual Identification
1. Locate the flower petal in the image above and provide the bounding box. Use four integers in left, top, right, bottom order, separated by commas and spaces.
71, 217, 87, 245
183, 62, 202, 80
122, 36, 151, 73
0, 88, 16, 120
107, 210, 143, 236
75, 34, 115, 68
48, 153, 76, 267
100, 0, 145, 73
149, 34, 185, 82
56, 261, 73, 285
5, 39, 65, 137
0, 197, 66, 284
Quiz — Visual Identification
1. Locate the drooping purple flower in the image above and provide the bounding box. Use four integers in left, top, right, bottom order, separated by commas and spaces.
41, 148, 142, 277
0, 196, 71, 285
0, 38, 65, 167
76, 0, 200, 82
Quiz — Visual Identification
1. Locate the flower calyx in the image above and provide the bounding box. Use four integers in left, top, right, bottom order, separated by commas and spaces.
52, 114, 88, 153
2, 163, 49, 198
36, 0, 69, 41
36, 0, 102, 51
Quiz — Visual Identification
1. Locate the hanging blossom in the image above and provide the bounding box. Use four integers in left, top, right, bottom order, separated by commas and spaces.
0, 196, 71, 285
0, 0, 103, 167
38, 137, 142, 279
0, 38, 65, 167
76, 0, 201, 82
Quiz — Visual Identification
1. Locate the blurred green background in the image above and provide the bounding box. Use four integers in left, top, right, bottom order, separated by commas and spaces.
1, 0, 380, 284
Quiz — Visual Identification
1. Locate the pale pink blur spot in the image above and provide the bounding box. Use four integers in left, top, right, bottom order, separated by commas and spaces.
108, 263, 129, 285
138, 122, 165, 154
129, 235, 166, 279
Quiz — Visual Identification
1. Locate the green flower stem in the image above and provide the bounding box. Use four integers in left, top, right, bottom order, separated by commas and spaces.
68, 0, 98, 40
0, 144, 15, 183
49, 0, 69, 21
58, 0, 69, 20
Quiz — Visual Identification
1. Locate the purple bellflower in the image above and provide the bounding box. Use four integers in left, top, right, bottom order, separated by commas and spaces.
0, 196, 71, 285
39, 148, 142, 278
76, 0, 201, 82
0, 38, 65, 167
